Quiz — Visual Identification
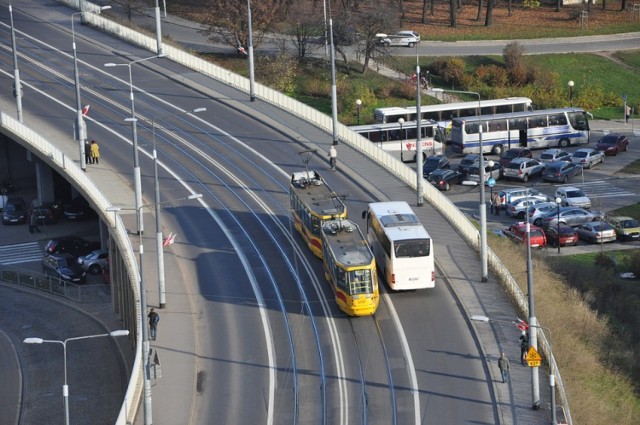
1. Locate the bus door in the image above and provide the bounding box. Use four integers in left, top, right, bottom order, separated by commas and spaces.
519, 129, 527, 147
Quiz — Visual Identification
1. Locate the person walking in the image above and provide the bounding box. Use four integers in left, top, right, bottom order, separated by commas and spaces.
519, 331, 529, 366
148, 308, 159, 340
498, 352, 510, 383
84, 141, 92, 165
328, 145, 337, 171
28, 210, 41, 234
492, 191, 501, 216
625, 105, 631, 123
90, 140, 100, 165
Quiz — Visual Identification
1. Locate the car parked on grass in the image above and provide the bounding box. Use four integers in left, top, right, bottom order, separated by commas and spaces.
544, 224, 578, 247
608, 216, 640, 242
555, 186, 591, 209
505, 196, 550, 219
595, 133, 629, 156
528, 202, 560, 226
538, 148, 571, 164
44, 236, 101, 259
541, 161, 582, 183
498, 147, 532, 168
422, 154, 450, 177
41, 253, 87, 284
426, 169, 462, 191
575, 221, 617, 244
503, 222, 547, 248
77, 249, 109, 274
378, 30, 421, 47
570, 148, 604, 169
538, 207, 604, 228
502, 158, 545, 182
2, 197, 28, 225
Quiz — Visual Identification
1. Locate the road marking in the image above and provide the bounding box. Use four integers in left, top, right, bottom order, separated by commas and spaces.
557, 180, 636, 199
0, 242, 43, 265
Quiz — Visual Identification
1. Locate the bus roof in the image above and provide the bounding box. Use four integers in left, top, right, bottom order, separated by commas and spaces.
322, 219, 373, 267
452, 107, 587, 124
374, 97, 532, 116
367, 201, 431, 241
290, 171, 345, 217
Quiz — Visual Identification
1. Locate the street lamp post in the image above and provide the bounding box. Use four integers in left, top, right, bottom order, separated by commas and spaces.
23, 330, 130, 425
107, 193, 201, 425
71, 6, 111, 172
355, 99, 362, 125
148, 107, 206, 308
555, 196, 562, 254
9, 3, 23, 123
329, 18, 338, 145
525, 188, 540, 409
568, 80, 574, 106
104, 54, 167, 235
247, 0, 256, 102
432, 88, 488, 282
154, 0, 163, 55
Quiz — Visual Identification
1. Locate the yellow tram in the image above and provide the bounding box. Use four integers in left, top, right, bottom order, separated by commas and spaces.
289, 171, 347, 258
321, 218, 379, 316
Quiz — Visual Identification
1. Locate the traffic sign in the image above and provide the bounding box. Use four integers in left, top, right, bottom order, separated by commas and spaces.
526, 346, 542, 367
487, 177, 496, 187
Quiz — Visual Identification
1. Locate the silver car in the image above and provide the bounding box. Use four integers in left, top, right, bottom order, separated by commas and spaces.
379, 30, 420, 47
503, 158, 545, 182
570, 148, 604, 169
77, 249, 109, 274
575, 221, 617, 244
539, 207, 603, 228
505, 196, 549, 219
528, 202, 560, 226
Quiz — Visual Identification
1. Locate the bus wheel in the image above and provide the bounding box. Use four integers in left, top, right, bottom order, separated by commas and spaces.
492, 144, 504, 156
559, 138, 570, 148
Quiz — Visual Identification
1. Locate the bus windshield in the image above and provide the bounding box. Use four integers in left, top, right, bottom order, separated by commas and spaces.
394, 239, 431, 258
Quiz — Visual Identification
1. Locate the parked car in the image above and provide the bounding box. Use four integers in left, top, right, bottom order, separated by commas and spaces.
575, 221, 617, 244
502, 158, 545, 182
555, 186, 591, 209
505, 196, 549, 219
503, 222, 547, 248
528, 202, 560, 226
41, 253, 87, 284
426, 169, 462, 191
378, 30, 420, 47
544, 224, 578, 247
422, 154, 450, 177
498, 187, 544, 207
541, 161, 582, 183
44, 236, 101, 259
538, 207, 603, 228
63, 196, 96, 221
457, 154, 483, 176
33, 202, 64, 225
570, 148, 604, 169
77, 249, 109, 274
498, 147, 532, 167
608, 216, 640, 242
538, 148, 571, 164
466, 161, 503, 184
2, 197, 28, 225
595, 133, 629, 156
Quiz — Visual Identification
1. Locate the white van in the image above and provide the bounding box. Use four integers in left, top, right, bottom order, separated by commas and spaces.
555, 186, 591, 209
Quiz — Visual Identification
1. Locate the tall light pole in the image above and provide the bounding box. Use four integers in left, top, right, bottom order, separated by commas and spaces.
525, 188, 540, 409
247, 0, 256, 102
415, 45, 423, 207
71, 6, 111, 172
107, 193, 201, 425
154, 0, 163, 55
9, 3, 23, 123
568, 80, 574, 107
23, 330, 130, 425
329, 18, 338, 146
104, 54, 167, 235
432, 88, 487, 282
148, 107, 206, 308
555, 196, 562, 254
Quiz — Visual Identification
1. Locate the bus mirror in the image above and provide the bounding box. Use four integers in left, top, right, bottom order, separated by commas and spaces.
362, 211, 368, 219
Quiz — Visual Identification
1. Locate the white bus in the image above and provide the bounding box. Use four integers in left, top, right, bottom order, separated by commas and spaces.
361, 201, 435, 290
449, 107, 591, 156
373, 97, 533, 128
349, 119, 445, 162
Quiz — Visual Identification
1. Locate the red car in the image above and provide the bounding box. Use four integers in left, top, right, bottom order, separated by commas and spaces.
544, 225, 578, 247
503, 222, 547, 248
498, 147, 532, 168
595, 134, 629, 156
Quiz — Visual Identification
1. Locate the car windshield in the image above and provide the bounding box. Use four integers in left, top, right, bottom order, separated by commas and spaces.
506, 163, 520, 170
599, 136, 616, 145
622, 220, 639, 228
503, 151, 520, 159
573, 151, 587, 158
566, 190, 584, 198
540, 153, 553, 160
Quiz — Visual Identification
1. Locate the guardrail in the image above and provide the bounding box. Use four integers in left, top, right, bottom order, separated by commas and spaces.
60, 2, 571, 424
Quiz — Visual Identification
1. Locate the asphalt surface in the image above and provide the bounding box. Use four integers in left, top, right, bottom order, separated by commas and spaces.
2, 2, 639, 425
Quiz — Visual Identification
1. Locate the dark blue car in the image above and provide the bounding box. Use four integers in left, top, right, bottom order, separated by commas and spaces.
542, 161, 581, 183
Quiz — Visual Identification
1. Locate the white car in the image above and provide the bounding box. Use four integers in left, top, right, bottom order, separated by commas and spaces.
505, 196, 550, 219
538, 148, 571, 164
555, 186, 591, 209
379, 31, 420, 47
570, 148, 604, 169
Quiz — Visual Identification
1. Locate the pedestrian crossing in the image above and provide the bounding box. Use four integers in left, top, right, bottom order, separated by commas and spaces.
0, 242, 43, 265
556, 180, 636, 200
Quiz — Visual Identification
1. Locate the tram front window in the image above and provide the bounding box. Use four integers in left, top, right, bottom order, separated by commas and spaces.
349, 270, 372, 295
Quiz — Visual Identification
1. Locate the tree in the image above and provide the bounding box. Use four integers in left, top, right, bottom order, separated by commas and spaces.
353, 7, 397, 74
450, 0, 457, 27
485, 0, 494, 26
199, 0, 287, 50
286, 0, 324, 58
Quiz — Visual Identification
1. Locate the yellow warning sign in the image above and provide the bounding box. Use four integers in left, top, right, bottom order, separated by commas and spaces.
526, 346, 542, 367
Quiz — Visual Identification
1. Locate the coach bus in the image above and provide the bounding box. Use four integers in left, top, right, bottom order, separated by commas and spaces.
321, 218, 379, 316
449, 108, 591, 156
373, 97, 533, 128
290, 171, 347, 258
349, 119, 445, 161
362, 201, 435, 290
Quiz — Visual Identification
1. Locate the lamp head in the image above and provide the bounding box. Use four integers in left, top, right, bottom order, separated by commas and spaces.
568, 80, 575, 87
355, 99, 362, 106
23, 338, 44, 344
398, 118, 405, 125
